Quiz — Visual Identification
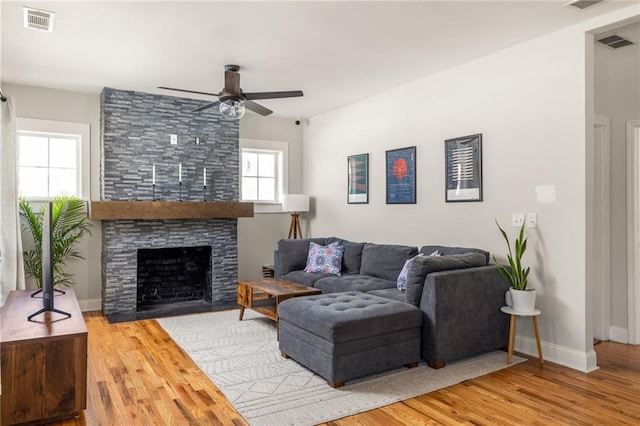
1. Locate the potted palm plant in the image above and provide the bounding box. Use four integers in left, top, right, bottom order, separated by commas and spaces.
19, 195, 93, 287
493, 220, 535, 312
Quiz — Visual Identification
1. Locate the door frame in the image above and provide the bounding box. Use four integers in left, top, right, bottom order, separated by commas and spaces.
627, 119, 640, 345
591, 115, 611, 340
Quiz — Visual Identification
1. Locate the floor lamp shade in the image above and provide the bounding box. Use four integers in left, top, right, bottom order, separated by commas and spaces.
282, 194, 309, 239
282, 194, 310, 213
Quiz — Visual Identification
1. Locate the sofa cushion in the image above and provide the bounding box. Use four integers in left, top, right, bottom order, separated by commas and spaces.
282, 270, 336, 287
314, 274, 397, 294
326, 237, 366, 274
366, 288, 406, 302
405, 252, 488, 306
360, 243, 418, 281
304, 242, 344, 275
277, 238, 327, 275
419, 245, 490, 265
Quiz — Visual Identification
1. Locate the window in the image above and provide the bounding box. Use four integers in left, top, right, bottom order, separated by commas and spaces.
242, 149, 278, 202
18, 132, 79, 198
16, 118, 89, 200
240, 138, 288, 210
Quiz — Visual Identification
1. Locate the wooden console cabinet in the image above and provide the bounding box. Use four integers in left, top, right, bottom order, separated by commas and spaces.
1, 289, 87, 425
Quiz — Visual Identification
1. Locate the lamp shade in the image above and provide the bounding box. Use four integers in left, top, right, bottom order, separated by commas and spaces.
282, 194, 309, 213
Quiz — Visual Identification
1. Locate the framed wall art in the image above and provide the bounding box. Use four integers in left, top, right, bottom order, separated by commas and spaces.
347, 153, 369, 204
386, 146, 416, 204
445, 134, 483, 202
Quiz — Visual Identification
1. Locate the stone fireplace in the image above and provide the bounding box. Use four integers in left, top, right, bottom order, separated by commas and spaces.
99, 87, 243, 322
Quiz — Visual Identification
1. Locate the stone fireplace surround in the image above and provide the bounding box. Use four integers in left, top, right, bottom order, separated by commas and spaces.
102, 219, 238, 322
100, 87, 242, 322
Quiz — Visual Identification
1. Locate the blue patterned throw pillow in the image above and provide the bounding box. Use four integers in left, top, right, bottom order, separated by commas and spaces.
304, 242, 344, 275
397, 253, 426, 291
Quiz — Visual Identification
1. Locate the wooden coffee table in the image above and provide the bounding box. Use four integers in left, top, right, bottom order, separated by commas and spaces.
237, 278, 321, 327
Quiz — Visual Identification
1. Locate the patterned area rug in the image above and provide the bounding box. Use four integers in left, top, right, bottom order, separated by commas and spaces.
158, 309, 525, 426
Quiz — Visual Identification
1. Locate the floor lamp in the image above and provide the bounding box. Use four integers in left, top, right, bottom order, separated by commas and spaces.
282, 194, 310, 239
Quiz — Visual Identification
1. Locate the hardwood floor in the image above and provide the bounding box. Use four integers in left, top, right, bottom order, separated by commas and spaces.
51, 312, 640, 425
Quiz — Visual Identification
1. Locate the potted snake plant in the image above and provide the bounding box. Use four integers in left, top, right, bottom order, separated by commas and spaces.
493, 220, 535, 312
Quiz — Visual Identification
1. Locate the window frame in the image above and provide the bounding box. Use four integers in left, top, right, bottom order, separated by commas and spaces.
16, 118, 90, 201
239, 138, 289, 213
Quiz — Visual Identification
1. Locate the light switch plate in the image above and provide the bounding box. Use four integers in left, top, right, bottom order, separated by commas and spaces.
512, 213, 525, 227
170, 134, 177, 145
526, 213, 538, 228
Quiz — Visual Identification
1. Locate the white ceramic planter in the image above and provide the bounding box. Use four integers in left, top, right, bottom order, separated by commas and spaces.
509, 288, 536, 313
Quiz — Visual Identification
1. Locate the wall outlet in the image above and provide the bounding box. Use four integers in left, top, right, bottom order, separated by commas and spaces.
170, 134, 178, 145
526, 213, 538, 228
512, 213, 525, 227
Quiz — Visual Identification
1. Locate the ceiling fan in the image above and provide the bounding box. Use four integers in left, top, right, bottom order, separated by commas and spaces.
158, 64, 303, 119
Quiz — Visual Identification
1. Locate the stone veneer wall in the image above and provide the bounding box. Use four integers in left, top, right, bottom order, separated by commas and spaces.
100, 87, 239, 316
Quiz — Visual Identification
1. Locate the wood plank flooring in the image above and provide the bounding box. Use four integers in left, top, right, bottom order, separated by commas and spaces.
50, 312, 640, 425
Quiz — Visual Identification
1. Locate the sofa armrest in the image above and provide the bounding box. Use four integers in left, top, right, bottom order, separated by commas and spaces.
419, 265, 510, 364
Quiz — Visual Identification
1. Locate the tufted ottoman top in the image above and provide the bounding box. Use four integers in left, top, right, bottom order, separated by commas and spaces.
278, 291, 422, 343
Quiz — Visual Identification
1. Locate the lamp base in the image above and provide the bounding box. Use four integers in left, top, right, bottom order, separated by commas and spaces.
288, 213, 302, 239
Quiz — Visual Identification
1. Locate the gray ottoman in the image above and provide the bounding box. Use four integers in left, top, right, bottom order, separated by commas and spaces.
278, 291, 422, 388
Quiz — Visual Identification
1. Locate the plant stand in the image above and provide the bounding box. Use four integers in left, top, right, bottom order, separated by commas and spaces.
500, 306, 544, 366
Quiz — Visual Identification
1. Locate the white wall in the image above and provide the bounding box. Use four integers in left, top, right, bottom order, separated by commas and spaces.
594, 24, 640, 335
302, 7, 639, 371
239, 114, 303, 280
3, 83, 102, 311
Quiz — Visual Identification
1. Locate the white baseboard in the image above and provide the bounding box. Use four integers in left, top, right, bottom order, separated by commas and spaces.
514, 336, 599, 373
609, 326, 629, 344
78, 298, 102, 312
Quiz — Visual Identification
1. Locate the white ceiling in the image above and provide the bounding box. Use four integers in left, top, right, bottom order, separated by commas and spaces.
1, 1, 638, 119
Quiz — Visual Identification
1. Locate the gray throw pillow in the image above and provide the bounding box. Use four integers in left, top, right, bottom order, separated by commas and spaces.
404, 252, 487, 306
360, 243, 418, 281
277, 238, 327, 275
326, 237, 366, 274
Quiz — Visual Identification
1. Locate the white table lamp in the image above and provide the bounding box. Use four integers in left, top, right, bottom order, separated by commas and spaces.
282, 194, 309, 239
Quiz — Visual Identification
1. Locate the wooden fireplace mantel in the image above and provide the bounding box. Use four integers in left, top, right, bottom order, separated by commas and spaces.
88, 201, 254, 220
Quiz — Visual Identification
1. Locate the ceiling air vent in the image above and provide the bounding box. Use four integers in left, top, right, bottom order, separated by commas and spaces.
23, 7, 55, 32
597, 34, 635, 49
565, 0, 604, 10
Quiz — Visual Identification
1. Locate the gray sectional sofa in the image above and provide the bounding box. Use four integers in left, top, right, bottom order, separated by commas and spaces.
274, 237, 510, 368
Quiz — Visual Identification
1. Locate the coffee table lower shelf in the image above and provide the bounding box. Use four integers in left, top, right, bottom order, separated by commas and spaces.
243, 297, 277, 321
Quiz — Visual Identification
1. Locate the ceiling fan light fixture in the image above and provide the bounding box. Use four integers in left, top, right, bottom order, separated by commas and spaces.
219, 99, 245, 120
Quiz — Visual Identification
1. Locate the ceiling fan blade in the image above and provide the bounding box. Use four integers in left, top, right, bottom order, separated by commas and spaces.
244, 100, 273, 116
191, 100, 221, 113
244, 90, 304, 100
158, 86, 220, 97
224, 70, 241, 95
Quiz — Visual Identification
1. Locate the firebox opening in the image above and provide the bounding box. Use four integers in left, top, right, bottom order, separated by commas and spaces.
137, 246, 212, 311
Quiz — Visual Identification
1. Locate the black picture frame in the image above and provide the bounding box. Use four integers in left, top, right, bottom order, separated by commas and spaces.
386, 146, 416, 204
348, 153, 369, 204
445, 134, 483, 202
